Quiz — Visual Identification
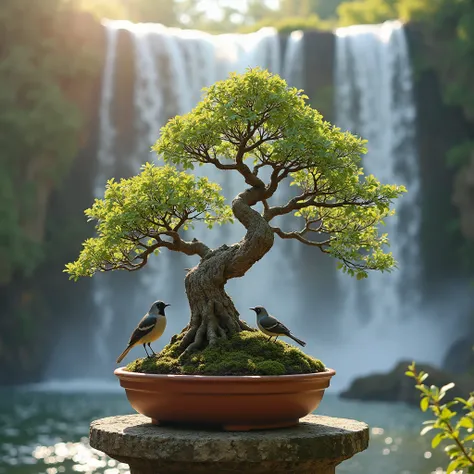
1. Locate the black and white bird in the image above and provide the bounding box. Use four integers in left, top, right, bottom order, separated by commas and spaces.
250, 306, 306, 347
116, 300, 170, 363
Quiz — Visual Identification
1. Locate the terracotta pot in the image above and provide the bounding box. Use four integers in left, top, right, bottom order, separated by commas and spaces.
114, 367, 336, 431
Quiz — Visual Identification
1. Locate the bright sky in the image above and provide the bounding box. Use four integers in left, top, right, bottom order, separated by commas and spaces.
183, 0, 280, 22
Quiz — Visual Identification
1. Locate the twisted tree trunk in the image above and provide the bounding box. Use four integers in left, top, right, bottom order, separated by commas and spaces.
179, 187, 274, 353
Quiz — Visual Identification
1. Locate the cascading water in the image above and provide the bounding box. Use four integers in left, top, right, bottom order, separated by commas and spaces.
282, 30, 304, 89
336, 20, 420, 315
318, 20, 462, 389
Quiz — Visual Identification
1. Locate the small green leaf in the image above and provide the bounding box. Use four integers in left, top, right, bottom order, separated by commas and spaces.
444, 444, 459, 456
440, 382, 455, 394
421, 397, 430, 412
446, 459, 462, 474
415, 384, 430, 395
420, 425, 434, 436
431, 432, 444, 448
458, 417, 474, 429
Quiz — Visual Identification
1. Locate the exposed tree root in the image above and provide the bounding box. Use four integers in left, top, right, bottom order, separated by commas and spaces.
179, 297, 242, 354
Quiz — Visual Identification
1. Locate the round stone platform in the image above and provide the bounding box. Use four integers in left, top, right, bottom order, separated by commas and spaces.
90, 414, 369, 474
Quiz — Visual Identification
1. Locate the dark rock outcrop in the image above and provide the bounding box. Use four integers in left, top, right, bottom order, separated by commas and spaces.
340, 361, 474, 406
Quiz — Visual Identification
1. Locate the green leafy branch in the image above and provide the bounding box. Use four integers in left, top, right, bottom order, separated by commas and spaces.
65, 163, 232, 279
67, 69, 405, 281
406, 362, 474, 474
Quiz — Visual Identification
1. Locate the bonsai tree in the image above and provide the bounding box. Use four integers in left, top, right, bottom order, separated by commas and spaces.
66, 68, 404, 355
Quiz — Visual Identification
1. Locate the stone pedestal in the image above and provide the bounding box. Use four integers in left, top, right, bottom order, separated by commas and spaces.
90, 414, 369, 474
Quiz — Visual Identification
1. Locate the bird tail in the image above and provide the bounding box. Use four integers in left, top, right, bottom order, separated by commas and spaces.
289, 334, 306, 347
116, 345, 132, 364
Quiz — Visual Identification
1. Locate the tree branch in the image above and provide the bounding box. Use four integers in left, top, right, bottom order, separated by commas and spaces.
263, 191, 317, 220
224, 187, 275, 280
102, 232, 211, 273
264, 193, 384, 221
270, 226, 330, 249
183, 112, 284, 192
147, 231, 210, 258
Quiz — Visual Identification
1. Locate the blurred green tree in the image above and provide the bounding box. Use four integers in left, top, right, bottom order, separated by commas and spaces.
281, 0, 346, 19
0, 0, 95, 284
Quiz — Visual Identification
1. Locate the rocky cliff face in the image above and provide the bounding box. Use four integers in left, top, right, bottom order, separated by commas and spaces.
453, 152, 474, 240
405, 24, 474, 296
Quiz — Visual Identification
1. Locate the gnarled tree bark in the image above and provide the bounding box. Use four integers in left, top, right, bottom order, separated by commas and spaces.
179, 186, 274, 353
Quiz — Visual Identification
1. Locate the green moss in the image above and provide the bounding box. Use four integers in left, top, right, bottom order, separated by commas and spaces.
126, 331, 326, 376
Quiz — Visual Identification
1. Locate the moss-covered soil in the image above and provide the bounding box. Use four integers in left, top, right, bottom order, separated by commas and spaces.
126, 331, 325, 376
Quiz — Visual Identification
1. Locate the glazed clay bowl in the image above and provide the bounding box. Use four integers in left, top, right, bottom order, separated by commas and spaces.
114, 367, 336, 431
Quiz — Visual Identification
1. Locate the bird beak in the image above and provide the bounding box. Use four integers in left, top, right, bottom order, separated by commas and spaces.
165, 303, 171, 307
249, 307, 256, 312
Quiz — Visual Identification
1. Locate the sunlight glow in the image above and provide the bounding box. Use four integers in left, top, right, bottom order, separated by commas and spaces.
167, 0, 278, 24
32, 440, 129, 474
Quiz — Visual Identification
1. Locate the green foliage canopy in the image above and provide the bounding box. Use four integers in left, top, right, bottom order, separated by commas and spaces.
73, 0, 178, 24
337, 0, 399, 26
155, 68, 404, 277
239, 15, 329, 35
65, 164, 232, 279
68, 69, 405, 281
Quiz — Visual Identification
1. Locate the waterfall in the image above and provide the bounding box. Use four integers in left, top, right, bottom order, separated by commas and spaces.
283, 30, 304, 89
320, 20, 459, 389
335, 20, 421, 320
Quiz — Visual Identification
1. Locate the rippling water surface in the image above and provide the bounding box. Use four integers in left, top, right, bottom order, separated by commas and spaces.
0, 383, 447, 474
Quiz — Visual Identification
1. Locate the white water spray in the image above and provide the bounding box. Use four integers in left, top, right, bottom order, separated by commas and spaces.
336, 20, 421, 320
283, 30, 304, 89
318, 20, 461, 390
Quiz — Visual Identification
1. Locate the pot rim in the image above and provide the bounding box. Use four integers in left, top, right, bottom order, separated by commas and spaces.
114, 367, 336, 381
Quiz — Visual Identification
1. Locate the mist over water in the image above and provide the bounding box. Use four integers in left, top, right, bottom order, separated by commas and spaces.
45, 21, 463, 391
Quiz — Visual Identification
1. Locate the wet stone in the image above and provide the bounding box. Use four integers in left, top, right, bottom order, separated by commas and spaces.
90, 414, 369, 474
